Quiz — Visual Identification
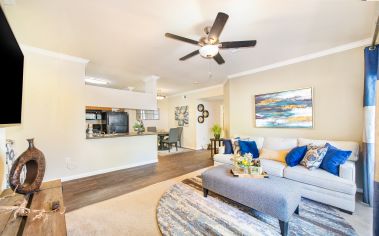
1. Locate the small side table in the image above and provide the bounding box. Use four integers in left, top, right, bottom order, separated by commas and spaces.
0, 180, 67, 235
210, 138, 224, 158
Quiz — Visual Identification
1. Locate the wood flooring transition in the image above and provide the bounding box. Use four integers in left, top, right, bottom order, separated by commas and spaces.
62, 150, 213, 212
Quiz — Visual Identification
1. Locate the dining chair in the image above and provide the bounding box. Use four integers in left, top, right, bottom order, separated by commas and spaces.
162, 128, 179, 152
147, 126, 157, 132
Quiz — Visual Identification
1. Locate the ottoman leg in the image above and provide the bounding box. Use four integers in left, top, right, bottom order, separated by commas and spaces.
279, 220, 289, 236
203, 188, 208, 197
294, 205, 299, 215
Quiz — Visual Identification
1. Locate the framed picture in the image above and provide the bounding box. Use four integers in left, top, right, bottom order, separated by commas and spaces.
254, 88, 313, 128
175, 106, 189, 127
198, 116, 204, 123
197, 104, 204, 112
203, 110, 209, 118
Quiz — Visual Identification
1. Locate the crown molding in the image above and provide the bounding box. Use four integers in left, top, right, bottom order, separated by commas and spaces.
168, 84, 224, 98
228, 38, 371, 79
20, 44, 90, 64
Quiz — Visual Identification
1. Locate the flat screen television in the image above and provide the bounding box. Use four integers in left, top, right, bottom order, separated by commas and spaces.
0, 6, 24, 125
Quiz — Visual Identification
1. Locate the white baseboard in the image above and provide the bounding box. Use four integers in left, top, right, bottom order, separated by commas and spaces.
182, 146, 198, 150
59, 159, 158, 182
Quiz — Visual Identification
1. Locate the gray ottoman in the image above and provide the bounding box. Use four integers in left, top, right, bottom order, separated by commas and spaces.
202, 164, 301, 236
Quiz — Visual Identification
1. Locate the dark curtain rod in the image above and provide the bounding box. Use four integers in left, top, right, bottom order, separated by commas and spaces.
370, 15, 379, 49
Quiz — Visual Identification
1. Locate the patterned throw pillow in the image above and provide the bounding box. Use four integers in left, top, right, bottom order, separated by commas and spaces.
232, 138, 241, 155
300, 144, 328, 170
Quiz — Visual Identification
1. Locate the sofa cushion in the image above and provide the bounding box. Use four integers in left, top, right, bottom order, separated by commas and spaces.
320, 143, 352, 176
300, 145, 328, 170
339, 161, 356, 182
234, 135, 265, 149
223, 139, 234, 154
286, 145, 307, 167
263, 137, 298, 151
259, 148, 289, 163
239, 140, 259, 157
284, 165, 356, 195
298, 138, 359, 161
232, 138, 242, 155
260, 159, 286, 177
213, 153, 233, 165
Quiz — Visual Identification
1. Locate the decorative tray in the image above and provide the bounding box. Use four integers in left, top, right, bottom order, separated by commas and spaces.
231, 168, 269, 179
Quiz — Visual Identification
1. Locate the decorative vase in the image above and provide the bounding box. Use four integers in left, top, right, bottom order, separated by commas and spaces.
214, 134, 220, 140
251, 166, 263, 175
9, 139, 46, 194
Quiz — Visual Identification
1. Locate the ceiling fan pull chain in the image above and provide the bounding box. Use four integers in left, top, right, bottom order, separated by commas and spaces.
208, 61, 212, 79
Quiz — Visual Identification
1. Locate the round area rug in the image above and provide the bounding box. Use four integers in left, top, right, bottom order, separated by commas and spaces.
156, 176, 357, 236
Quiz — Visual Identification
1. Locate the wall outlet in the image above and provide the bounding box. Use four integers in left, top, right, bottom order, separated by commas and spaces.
65, 157, 76, 170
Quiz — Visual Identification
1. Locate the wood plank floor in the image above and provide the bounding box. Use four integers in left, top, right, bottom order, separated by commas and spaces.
62, 150, 212, 212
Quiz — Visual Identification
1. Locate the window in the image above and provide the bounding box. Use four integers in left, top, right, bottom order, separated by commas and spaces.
136, 109, 160, 120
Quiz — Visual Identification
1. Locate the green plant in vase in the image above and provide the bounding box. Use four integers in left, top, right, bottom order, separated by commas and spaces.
211, 124, 222, 139
133, 120, 145, 134
233, 153, 263, 175
237, 153, 253, 174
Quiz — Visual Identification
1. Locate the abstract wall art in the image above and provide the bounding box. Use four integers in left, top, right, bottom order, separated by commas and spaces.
254, 88, 313, 128
175, 106, 189, 127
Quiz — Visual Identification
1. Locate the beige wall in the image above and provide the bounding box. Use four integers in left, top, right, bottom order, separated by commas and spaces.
142, 99, 169, 131
166, 85, 224, 149
5, 47, 157, 182
85, 85, 157, 110
196, 100, 223, 150
227, 47, 364, 188
223, 81, 231, 137
228, 47, 364, 141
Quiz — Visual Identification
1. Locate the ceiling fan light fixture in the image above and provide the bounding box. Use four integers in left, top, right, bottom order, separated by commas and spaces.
199, 44, 219, 58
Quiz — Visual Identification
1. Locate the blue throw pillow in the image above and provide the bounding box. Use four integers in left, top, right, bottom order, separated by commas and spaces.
286, 145, 307, 167
223, 139, 234, 154
320, 143, 352, 176
238, 140, 259, 158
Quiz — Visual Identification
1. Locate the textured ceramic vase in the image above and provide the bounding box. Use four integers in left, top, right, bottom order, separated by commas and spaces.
9, 139, 46, 194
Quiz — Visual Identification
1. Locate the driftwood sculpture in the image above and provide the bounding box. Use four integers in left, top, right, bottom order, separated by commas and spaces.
9, 139, 46, 194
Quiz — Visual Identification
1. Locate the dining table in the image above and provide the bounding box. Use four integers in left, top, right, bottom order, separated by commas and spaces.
157, 131, 169, 150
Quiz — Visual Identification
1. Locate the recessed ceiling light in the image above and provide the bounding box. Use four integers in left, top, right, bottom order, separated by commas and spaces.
156, 95, 166, 100
192, 81, 201, 84
85, 77, 109, 85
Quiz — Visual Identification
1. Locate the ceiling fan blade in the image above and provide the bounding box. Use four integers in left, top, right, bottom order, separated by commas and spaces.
208, 12, 229, 44
221, 40, 257, 48
180, 50, 199, 61
165, 33, 199, 45
213, 53, 225, 65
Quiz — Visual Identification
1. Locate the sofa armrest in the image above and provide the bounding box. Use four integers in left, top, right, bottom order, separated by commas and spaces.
339, 161, 355, 183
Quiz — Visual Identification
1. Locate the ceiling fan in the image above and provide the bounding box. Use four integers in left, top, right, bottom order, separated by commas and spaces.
165, 12, 257, 65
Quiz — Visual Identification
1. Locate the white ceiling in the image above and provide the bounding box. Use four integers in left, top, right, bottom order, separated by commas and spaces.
2, 0, 378, 95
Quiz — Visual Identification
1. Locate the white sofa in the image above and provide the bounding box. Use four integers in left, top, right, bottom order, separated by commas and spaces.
214, 136, 359, 213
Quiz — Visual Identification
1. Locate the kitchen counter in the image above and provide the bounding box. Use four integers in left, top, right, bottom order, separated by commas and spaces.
86, 132, 157, 139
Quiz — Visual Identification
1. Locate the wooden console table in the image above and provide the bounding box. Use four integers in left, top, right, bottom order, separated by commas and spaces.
0, 180, 67, 235
210, 138, 224, 157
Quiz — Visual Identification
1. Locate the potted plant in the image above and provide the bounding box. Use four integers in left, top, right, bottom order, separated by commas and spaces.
211, 124, 222, 140
133, 120, 145, 134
